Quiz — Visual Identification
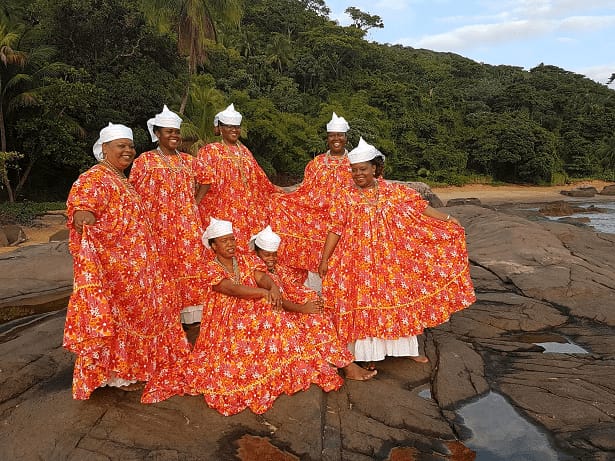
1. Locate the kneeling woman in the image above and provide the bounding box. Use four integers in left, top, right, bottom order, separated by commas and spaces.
188, 218, 345, 416
318, 138, 476, 370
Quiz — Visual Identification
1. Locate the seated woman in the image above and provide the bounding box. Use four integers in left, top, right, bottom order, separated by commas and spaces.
318, 138, 476, 370
250, 225, 376, 381
186, 218, 347, 416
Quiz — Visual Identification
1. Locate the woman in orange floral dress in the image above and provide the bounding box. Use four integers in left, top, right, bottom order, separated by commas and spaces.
64, 123, 190, 401
129, 105, 212, 323
250, 225, 376, 381
187, 218, 346, 415
194, 104, 280, 250
271, 112, 352, 275
318, 138, 476, 370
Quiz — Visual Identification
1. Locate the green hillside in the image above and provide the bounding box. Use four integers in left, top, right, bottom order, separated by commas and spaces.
2, 0, 614, 201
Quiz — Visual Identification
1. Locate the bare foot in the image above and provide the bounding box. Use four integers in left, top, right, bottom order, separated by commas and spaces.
343, 362, 377, 381
410, 355, 429, 363
361, 361, 376, 371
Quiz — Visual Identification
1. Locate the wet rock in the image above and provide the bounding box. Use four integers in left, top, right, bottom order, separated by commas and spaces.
0, 242, 73, 322
560, 188, 596, 197
599, 184, 615, 195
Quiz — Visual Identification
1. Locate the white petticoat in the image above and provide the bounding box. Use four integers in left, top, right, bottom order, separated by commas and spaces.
180, 305, 203, 324
348, 336, 419, 362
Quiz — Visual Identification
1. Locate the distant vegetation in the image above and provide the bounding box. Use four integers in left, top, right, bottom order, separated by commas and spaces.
1, 0, 614, 202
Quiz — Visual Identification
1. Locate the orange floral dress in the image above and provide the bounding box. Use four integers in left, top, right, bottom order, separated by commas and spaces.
64, 164, 191, 401
267, 264, 353, 367
196, 142, 278, 249
129, 150, 212, 308
187, 254, 344, 416
271, 153, 352, 271
322, 178, 476, 345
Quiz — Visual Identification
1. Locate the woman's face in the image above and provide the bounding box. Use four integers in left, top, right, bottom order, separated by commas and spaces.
103, 138, 136, 171
211, 233, 236, 258
156, 127, 181, 153
351, 161, 376, 188
327, 132, 347, 156
219, 123, 241, 145
255, 248, 278, 272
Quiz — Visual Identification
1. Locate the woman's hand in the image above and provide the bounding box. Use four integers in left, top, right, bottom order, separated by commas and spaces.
318, 260, 328, 278
301, 298, 323, 314
267, 285, 283, 310
73, 210, 96, 234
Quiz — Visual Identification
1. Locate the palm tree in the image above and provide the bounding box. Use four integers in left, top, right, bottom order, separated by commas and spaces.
181, 74, 226, 153
0, 13, 27, 153
139, 0, 244, 113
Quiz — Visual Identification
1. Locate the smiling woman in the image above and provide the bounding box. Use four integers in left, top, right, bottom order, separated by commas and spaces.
129, 105, 213, 317
64, 122, 190, 402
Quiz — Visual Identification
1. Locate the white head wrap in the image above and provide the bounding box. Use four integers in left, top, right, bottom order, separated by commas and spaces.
217, 103, 242, 125
213, 114, 220, 127
146, 105, 182, 142
249, 225, 281, 252
92, 123, 133, 161
347, 137, 385, 164
326, 112, 349, 133
202, 217, 234, 248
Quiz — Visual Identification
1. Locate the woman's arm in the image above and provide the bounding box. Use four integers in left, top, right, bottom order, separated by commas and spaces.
422, 205, 460, 226
195, 183, 211, 204
318, 231, 341, 278
254, 270, 283, 308
212, 278, 269, 299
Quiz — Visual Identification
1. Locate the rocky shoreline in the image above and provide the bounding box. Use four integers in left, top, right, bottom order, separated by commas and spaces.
1, 196, 614, 460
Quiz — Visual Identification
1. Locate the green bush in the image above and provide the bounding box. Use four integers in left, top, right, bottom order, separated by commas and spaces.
0, 202, 67, 226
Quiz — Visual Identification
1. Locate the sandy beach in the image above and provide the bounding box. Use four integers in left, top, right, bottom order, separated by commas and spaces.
432, 179, 614, 205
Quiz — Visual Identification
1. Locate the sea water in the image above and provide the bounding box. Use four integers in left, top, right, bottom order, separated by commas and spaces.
544, 199, 615, 234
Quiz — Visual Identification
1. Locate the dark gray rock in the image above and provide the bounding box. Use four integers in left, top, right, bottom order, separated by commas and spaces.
2, 204, 615, 460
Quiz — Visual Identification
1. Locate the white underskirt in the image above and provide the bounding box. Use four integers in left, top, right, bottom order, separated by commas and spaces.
348, 336, 419, 362
180, 305, 203, 324
103, 376, 138, 388
305, 271, 322, 294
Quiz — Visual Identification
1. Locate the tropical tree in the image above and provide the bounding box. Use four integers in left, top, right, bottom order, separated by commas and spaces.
0, 12, 27, 153
139, 0, 244, 113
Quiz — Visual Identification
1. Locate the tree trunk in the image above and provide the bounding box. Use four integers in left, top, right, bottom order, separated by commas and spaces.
13, 156, 36, 199
0, 106, 6, 152
1, 169, 15, 202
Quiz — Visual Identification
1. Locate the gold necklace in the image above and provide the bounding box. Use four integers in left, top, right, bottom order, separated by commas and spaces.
357, 180, 379, 206
214, 256, 240, 284
156, 147, 188, 173
101, 160, 138, 195
222, 141, 247, 184
323, 149, 348, 169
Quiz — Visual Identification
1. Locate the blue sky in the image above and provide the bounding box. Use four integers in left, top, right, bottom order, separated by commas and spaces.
325, 0, 615, 88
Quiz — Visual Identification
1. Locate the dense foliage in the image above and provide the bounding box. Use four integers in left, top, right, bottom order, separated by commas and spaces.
2, 0, 614, 201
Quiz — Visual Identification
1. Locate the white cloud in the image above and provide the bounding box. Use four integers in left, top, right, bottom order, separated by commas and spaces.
576, 63, 615, 87
412, 20, 554, 51
558, 15, 615, 31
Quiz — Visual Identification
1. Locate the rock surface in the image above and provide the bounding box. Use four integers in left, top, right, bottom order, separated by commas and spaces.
1, 204, 615, 460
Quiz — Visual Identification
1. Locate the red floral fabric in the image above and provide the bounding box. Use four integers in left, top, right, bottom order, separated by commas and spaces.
271, 153, 352, 271
196, 142, 277, 249
64, 164, 190, 401
187, 254, 344, 415
267, 264, 353, 368
129, 150, 212, 308
323, 178, 476, 344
